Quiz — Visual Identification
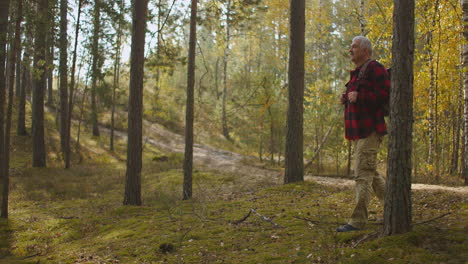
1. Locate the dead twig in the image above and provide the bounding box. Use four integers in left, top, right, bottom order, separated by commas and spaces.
232, 208, 284, 228
352, 231, 380, 248
294, 215, 383, 226
412, 212, 451, 226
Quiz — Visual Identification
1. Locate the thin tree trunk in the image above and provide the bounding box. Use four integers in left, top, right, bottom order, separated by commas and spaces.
111, 0, 123, 152
284, 0, 305, 184
46, 16, 54, 106
59, 0, 69, 168
68, 0, 83, 156
124, 0, 148, 206
360, 0, 366, 35
384, 0, 415, 235
17, 51, 29, 136
15, 40, 21, 97
0, 0, 12, 219
90, 0, 101, 137
222, 0, 231, 141
462, 0, 468, 185
183, 0, 197, 200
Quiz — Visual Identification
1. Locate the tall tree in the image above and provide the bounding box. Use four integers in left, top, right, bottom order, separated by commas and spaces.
221, 0, 232, 141
0, 0, 12, 218
3, 0, 23, 218
58, 0, 69, 168
110, 0, 125, 152
183, 0, 198, 200
284, 0, 305, 184
124, 0, 148, 206
462, 0, 468, 185
384, 0, 415, 235
67, 0, 83, 155
32, 0, 49, 167
90, 0, 101, 137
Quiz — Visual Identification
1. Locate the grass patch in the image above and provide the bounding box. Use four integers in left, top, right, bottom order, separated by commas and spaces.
0, 104, 466, 263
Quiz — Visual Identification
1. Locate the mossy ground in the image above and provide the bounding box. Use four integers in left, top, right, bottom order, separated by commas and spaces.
0, 108, 466, 264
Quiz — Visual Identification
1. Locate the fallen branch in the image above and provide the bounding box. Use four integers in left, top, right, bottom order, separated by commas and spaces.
352, 231, 379, 248
232, 208, 284, 228
412, 212, 451, 226
293, 216, 382, 226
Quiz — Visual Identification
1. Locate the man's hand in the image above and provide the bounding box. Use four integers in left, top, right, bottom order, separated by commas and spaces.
340, 93, 347, 104
348, 91, 358, 103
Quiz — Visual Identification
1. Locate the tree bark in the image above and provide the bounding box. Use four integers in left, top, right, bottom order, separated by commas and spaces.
384, 0, 415, 235
124, 0, 148, 206
284, 0, 305, 184
222, 0, 231, 141
68, 0, 83, 156
32, 0, 49, 168
111, 0, 124, 152
59, 0, 69, 168
462, 0, 468, 185
90, 0, 101, 137
17, 51, 29, 136
183, 0, 197, 200
0, 0, 11, 219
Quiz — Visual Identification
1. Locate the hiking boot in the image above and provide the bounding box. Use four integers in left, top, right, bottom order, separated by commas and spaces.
336, 224, 360, 232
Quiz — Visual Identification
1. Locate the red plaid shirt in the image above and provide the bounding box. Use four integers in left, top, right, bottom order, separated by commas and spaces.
343, 60, 390, 140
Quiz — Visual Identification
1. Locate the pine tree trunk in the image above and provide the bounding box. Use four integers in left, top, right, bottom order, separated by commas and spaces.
222, 0, 231, 141
111, 0, 123, 152
462, 0, 468, 185
284, 0, 305, 184
124, 0, 148, 206
17, 52, 29, 136
0, 0, 11, 219
59, 0, 69, 168
183, 0, 197, 200
90, 0, 101, 137
15, 41, 21, 98
68, 0, 83, 154
46, 16, 54, 106
384, 0, 415, 235
32, 0, 49, 168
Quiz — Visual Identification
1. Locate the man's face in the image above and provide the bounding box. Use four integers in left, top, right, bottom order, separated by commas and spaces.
349, 39, 366, 64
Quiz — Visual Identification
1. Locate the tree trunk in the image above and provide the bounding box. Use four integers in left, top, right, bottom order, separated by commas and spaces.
59, 0, 69, 168
3, 0, 23, 218
46, 14, 54, 107
183, 0, 197, 200
90, 0, 101, 137
32, 0, 49, 168
15, 40, 21, 98
384, 0, 415, 235
17, 51, 29, 136
0, 0, 11, 219
111, 0, 124, 152
360, 0, 366, 35
462, 0, 468, 185
284, 0, 305, 184
222, 0, 231, 141
124, 0, 148, 206
68, 0, 83, 156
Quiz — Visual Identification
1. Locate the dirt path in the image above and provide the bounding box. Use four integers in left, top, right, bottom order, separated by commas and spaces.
104, 120, 468, 195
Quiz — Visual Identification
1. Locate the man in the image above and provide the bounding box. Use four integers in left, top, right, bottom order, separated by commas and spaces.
337, 36, 390, 232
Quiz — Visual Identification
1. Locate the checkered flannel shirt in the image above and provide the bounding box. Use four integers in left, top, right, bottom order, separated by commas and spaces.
343, 60, 390, 140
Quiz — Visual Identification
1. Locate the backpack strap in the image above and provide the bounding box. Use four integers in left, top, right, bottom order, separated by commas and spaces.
357, 59, 372, 80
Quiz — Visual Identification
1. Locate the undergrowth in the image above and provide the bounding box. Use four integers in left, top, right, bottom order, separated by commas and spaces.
0, 106, 466, 264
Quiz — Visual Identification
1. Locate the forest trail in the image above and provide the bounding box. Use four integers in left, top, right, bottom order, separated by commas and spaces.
101, 119, 468, 195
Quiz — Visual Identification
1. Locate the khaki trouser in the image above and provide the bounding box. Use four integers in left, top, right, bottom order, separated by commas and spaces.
348, 132, 386, 229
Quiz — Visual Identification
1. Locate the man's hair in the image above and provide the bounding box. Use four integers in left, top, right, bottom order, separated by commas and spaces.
353, 36, 373, 56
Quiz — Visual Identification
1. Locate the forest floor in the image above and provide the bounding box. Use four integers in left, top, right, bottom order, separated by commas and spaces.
0, 112, 467, 264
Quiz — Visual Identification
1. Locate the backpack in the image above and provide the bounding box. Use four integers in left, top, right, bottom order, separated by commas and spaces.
357, 60, 390, 116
